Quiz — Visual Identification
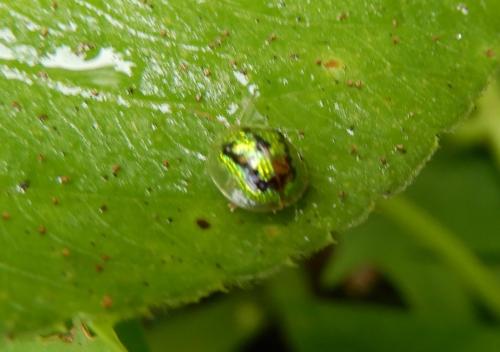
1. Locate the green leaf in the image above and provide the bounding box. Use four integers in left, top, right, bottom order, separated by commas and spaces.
274, 271, 500, 352
0, 320, 124, 352
143, 296, 263, 352
0, 0, 499, 334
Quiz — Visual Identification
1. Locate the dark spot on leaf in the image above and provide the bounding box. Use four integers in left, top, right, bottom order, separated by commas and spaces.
58, 175, 70, 184
323, 59, 340, 68
112, 164, 121, 176
61, 248, 70, 257
2, 211, 11, 221
95, 264, 104, 273
52, 197, 60, 205
38, 225, 47, 235
396, 144, 407, 154
37, 71, 48, 79
101, 254, 111, 262
485, 49, 495, 58
99, 204, 108, 213
18, 180, 30, 192
101, 295, 113, 309
337, 12, 348, 21
392, 35, 400, 45
37, 113, 48, 122
350, 144, 358, 156
266, 33, 278, 44
339, 190, 348, 201
196, 218, 211, 230
11, 101, 21, 110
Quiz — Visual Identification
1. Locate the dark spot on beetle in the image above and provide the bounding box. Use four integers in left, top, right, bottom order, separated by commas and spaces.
486, 49, 495, 58
112, 164, 121, 176
95, 264, 104, 273
196, 218, 211, 229
395, 144, 407, 154
18, 180, 30, 192
2, 211, 11, 221
38, 225, 47, 235
99, 204, 108, 213
101, 295, 113, 309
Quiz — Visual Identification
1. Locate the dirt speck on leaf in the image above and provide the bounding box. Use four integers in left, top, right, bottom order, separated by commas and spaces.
101, 295, 113, 309
196, 218, 211, 230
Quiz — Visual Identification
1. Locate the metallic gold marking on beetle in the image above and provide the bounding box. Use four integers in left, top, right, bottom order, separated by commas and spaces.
208, 127, 308, 212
